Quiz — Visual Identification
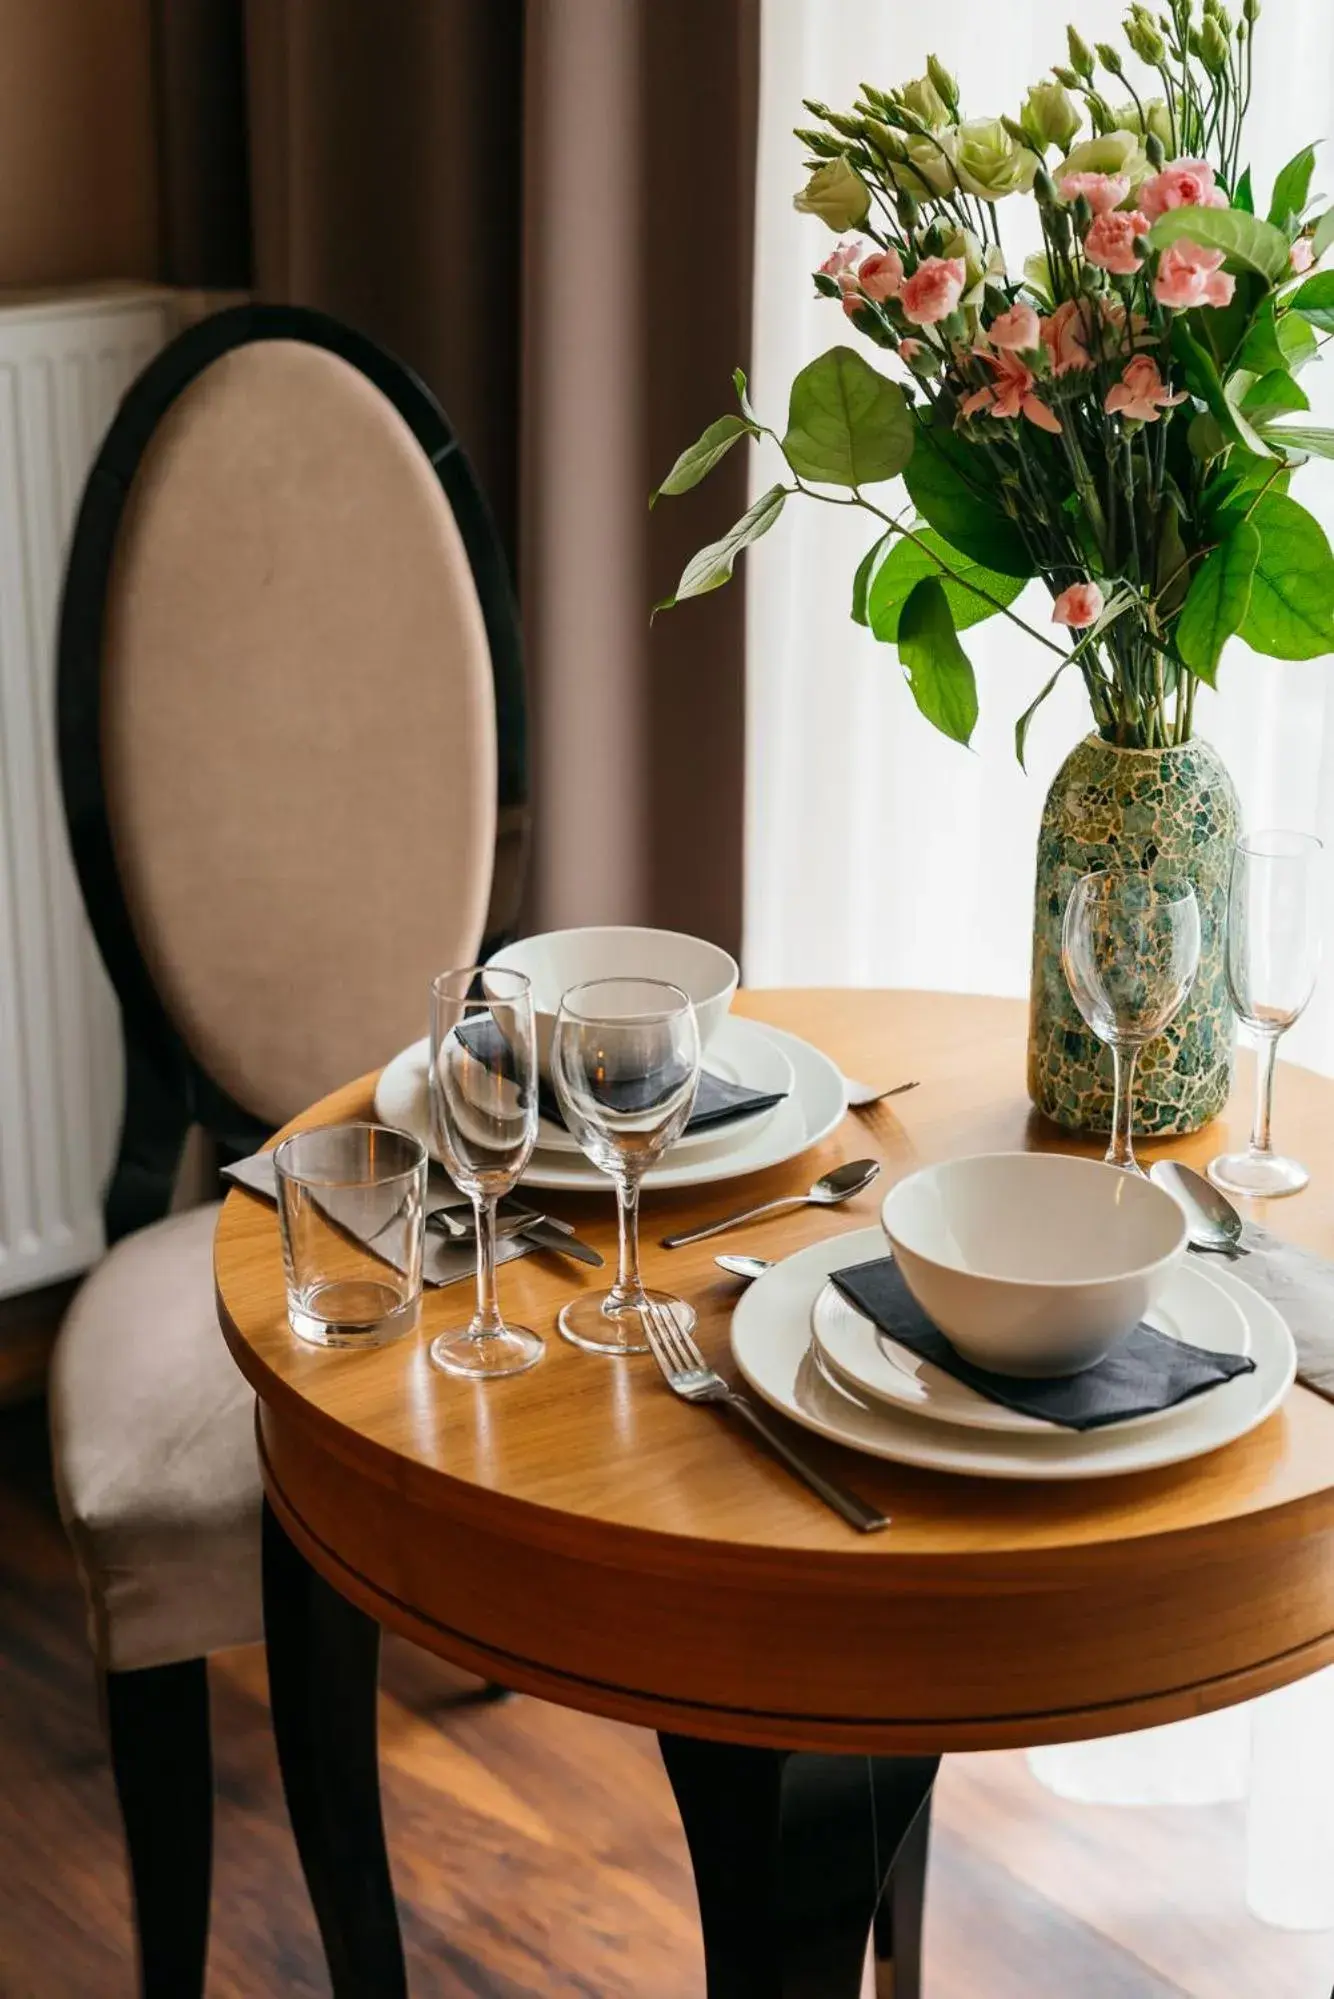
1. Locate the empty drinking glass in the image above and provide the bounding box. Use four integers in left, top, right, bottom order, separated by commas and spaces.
1210, 829, 1323, 1199
275, 1122, 426, 1346
552, 978, 701, 1353
1062, 869, 1201, 1176
428, 966, 543, 1378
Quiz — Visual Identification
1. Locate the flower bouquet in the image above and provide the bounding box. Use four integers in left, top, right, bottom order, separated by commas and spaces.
653, 1, 1334, 1137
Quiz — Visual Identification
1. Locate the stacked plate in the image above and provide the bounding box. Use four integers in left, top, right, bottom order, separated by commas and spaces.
730, 1226, 1298, 1481
373, 1013, 848, 1194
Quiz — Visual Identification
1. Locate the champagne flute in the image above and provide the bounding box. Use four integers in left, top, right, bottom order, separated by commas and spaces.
428, 966, 543, 1377
1210, 829, 1323, 1199
551, 978, 701, 1353
1061, 869, 1201, 1176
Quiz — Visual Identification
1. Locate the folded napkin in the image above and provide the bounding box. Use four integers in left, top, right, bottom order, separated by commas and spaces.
538, 1067, 787, 1135
1216, 1219, 1334, 1403
830, 1256, 1255, 1432
221, 1153, 539, 1289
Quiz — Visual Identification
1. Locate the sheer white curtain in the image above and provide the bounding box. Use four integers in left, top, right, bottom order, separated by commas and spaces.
747, 0, 1334, 1933
746, 0, 1334, 1074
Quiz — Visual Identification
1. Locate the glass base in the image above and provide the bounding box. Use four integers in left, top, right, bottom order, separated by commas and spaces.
1103, 1150, 1148, 1177
558, 1288, 696, 1356
1208, 1151, 1309, 1200
288, 1280, 418, 1348
429, 1322, 545, 1378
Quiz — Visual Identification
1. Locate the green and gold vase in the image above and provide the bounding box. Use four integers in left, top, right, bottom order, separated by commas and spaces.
1027, 734, 1240, 1136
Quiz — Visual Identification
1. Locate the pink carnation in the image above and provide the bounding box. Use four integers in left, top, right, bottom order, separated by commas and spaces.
1083, 209, 1150, 276
1104, 355, 1188, 423
960, 348, 1063, 433
1291, 236, 1316, 275
1052, 581, 1104, 629
819, 240, 864, 283
987, 302, 1042, 350
1060, 171, 1131, 216
1154, 238, 1235, 310
858, 248, 904, 301
900, 256, 967, 326
1041, 298, 1095, 375
1139, 158, 1228, 223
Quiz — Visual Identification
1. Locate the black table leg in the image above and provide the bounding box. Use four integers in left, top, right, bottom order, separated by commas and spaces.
871, 1788, 932, 1999
262, 1500, 408, 1998
660, 1732, 938, 1999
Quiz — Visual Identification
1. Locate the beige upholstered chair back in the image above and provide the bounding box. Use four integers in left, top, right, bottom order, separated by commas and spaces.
90, 331, 502, 1130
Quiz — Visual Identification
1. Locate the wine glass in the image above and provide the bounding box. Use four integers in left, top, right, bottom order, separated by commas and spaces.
428, 966, 543, 1378
1061, 869, 1201, 1176
1209, 829, 1323, 1199
551, 977, 701, 1353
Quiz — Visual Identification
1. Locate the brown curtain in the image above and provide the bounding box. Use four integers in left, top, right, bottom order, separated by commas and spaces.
153, 0, 758, 958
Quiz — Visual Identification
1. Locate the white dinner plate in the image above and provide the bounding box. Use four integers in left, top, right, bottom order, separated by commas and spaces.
731, 1227, 1296, 1481
372, 1016, 847, 1194
811, 1256, 1252, 1437
531, 1027, 794, 1155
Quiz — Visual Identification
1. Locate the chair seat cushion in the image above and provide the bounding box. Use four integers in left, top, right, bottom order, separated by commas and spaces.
49, 1202, 262, 1673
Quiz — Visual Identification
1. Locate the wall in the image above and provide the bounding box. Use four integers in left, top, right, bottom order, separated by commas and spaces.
0, 0, 158, 287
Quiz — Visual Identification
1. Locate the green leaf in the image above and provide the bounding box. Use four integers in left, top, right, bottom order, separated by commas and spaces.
1155, 503, 1191, 615
1290, 270, 1334, 334
1314, 207, 1334, 261
1187, 411, 1230, 462
1235, 302, 1287, 376
1260, 425, 1334, 460
901, 426, 1032, 578
1171, 321, 1273, 458
866, 528, 1026, 641
896, 578, 979, 746
1279, 310, 1319, 369
780, 346, 914, 488
1202, 451, 1290, 519
733, 367, 760, 425
851, 533, 891, 625
654, 484, 786, 611
1233, 492, 1334, 659
1241, 370, 1310, 424
1268, 146, 1316, 230
1234, 166, 1255, 216
1014, 659, 1069, 769
651, 414, 757, 506
1175, 519, 1261, 684
1148, 205, 1293, 282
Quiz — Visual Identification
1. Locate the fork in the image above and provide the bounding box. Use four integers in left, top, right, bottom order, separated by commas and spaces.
639, 1299, 889, 1534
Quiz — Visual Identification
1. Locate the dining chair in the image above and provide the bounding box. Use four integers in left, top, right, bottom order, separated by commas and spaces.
48, 303, 527, 1997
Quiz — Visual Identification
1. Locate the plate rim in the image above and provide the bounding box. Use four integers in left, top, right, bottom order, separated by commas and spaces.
732, 1226, 1296, 1481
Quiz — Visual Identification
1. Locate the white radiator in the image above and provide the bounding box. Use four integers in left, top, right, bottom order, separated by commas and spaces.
0, 285, 176, 1298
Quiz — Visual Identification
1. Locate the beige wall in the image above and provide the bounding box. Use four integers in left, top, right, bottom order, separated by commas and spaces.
0, 0, 158, 286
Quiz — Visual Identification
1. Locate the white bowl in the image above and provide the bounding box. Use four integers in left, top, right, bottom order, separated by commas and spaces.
880, 1153, 1189, 1378
486, 926, 739, 1074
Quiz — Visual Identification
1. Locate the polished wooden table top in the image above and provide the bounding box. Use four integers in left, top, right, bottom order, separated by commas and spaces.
216, 989, 1334, 1752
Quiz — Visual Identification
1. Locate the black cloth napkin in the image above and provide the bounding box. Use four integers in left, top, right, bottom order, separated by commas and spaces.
830, 1256, 1255, 1433
538, 1067, 787, 1135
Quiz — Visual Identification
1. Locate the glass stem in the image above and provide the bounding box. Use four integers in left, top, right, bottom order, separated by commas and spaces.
471, 1192, 504, 1337
1107, 1042, 1140, 1170
1250, 1032, 1280, 1159
610, 1175, 645, 1310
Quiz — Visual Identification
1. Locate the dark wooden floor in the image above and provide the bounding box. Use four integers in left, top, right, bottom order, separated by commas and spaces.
1, 1397, 1332, 1997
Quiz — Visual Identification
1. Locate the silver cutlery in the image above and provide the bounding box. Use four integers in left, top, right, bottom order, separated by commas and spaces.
661, 1159, 881, 1249
1149, 1159, 1251, 1259
715, 1254, 774, 1281
845, 1078, 920, 1109
428, 1204, 604, 1268
640, 1297, 889, 1533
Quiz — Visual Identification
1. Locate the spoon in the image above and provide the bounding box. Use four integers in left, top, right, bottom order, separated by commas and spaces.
715, 1254, 774, 1281
661, 1159, 882, 1249
1149, 1159, 1250, 1258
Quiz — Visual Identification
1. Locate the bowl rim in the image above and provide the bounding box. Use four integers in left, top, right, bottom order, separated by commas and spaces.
880, 1149, 1189, 1291
487, 925, 740, 1002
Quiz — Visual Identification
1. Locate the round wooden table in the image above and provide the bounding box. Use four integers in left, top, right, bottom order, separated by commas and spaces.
215, 990, 1334, 1997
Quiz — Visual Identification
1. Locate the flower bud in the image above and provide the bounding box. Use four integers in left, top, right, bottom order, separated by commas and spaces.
926, 54, 960, 113
1125, 13, 1166, 60
1021, 80, 1082, 153
1067, 25, 1096, 76
1086, 93, 1116, 134
1051, 63, 1081, 87
1199, 13, 1229, 66
1034, 165, 1060, 205
793, 156, 872, 232
826, 110, 867, 140
794, 126, 844, 159
1095, 41, 1125, 72
802, 99, 834, 121
1243, 0, 1260, 20
900, 74, 951, 130
895, 188, 920, 231
1145, 131, 1166, 166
